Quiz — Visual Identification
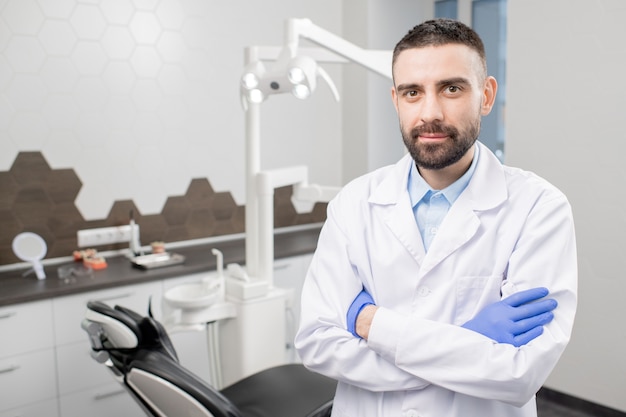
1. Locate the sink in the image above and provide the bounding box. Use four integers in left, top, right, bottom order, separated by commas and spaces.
164, 281, 221, 309
161, 248, 233, 326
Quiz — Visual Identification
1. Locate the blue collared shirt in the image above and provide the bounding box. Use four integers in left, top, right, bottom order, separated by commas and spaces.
408, 144, 480, 251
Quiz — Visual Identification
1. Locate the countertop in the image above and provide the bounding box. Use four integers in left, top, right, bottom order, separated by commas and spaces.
0, 226, 321, 307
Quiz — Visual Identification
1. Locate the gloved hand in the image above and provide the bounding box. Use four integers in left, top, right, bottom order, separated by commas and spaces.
462, 287, 557, 347
347, 288, 375, 338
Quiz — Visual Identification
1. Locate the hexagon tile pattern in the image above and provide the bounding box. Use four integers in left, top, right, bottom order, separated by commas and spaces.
0, 152, 327, 266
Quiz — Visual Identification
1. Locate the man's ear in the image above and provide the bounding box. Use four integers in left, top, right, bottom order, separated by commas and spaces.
481, 76, 498, 116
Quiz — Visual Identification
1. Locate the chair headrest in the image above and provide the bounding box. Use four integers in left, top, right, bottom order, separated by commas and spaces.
84, 301, 178, 361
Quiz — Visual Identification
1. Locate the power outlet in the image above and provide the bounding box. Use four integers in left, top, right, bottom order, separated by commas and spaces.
77, 225, 137, 248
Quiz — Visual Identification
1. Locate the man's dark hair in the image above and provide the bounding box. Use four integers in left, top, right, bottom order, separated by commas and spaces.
393, 18, 487, 77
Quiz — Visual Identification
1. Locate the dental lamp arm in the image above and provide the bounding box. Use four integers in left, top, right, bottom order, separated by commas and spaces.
286, 18, 392, 80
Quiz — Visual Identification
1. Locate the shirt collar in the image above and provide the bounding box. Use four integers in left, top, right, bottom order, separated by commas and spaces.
408, 143, 480, 207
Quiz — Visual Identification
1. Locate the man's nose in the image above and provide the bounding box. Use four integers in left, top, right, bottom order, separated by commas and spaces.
420, 94, 444, 123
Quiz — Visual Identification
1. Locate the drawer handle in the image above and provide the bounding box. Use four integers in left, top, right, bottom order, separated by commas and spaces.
94, 388, 126, 400
0, 312, 16, 319
94, 292, 135, 302
0, 364, 20, 374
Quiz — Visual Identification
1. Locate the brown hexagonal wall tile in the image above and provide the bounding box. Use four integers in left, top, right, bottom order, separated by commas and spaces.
1, 151, 325, 265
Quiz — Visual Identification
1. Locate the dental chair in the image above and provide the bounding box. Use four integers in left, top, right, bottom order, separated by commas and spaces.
81, 300, 336, 417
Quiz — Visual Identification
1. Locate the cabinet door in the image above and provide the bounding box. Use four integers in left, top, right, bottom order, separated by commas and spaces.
56, 340, 117, 396
0, 349, 57, 411
53, 281, 162, 346
0, 300, 54, 358
59, 381, 145, 417
273, 254, 313, 362
0, 398, 59, 417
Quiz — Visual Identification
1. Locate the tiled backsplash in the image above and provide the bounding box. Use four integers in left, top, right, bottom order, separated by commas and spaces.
0, 151, 327, 266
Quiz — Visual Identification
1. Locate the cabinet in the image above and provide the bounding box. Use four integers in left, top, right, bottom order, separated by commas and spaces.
0, 300, 58, 415
0, 253, 314, 416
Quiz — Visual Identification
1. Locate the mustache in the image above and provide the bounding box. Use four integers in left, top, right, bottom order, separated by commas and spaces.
410, 122, 458, 139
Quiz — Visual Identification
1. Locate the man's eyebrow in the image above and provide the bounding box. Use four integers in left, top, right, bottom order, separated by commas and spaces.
437, 77, 472, 87
395, 83, 423, 92
395, 77, 472, 92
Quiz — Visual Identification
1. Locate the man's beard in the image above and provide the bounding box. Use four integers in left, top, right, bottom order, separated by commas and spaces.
402, 119, 480, 170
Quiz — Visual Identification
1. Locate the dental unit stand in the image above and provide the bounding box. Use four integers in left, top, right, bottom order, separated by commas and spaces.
215, 18, 392, 386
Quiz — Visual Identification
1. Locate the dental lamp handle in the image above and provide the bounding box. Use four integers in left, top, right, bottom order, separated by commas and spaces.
316, 66, 340, 101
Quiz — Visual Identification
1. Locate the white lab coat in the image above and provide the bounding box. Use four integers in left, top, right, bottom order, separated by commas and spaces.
295, 142, 577, 417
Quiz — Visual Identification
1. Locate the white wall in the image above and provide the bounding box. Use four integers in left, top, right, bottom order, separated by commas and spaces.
506, 0, 626, 412
0, 0, 343, 220
341, 0, 424, 182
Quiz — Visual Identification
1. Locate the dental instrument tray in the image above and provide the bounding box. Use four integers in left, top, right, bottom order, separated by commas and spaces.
131, 252, 185, 270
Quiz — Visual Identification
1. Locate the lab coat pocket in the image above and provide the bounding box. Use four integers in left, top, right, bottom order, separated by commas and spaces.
454, 275, 503, 325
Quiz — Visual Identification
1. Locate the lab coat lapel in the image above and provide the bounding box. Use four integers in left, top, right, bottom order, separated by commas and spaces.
420, 200, 479, 276
418, 142, 508, 277
369, 155, 426, 265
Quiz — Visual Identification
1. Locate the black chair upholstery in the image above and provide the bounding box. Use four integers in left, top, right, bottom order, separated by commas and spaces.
82, 301, 335, 417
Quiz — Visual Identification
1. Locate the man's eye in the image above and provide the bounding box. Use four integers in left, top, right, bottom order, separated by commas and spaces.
406, 90, 418, 97
447, 86, 460, 93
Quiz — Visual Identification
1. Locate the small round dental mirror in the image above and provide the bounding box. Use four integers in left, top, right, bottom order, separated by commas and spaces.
12, 232, 47, 280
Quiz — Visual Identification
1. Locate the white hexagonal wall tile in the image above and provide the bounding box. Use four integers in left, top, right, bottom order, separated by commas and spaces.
0, 18, 11, 51
40, 57, 79, 92
130, 46, 162, 78
105, 130, 139, 166
37, 0, 76, 19
101, 26, 136, 59
106, 166, 144, 201
156, 0, 185, 30
181, 49, 213, 81
157, 64, 186, 95
0, 94, 15, 131
3, 0, 45, 35
132, 0, 160, 12
0, 138, 18, 171
8, 112, 49, 150
42, 94, 79, 128
75, 175, 116, 220
74, 76, 109, 112
4, 36, 46, 73
74, 111, 110, 148
177, 0, 211, 17
129, 11, 162, 44
6, 74, 48, 111
71, 42, 109, 75
131, 79, 163, 112
103, 61, 137, 96
0, 55, 14, 91
105, 96, 137, 129
41, 130, 82, 169
157, 97, 188, 129
70, 4, 107, 40
132, 111, 164, 145
180, 17, 214, 50
99, 0, 135, 25
133, 145, 164, 181
131, 179, 168, 216
156, 30, 188, 64
38, 20, 77, 56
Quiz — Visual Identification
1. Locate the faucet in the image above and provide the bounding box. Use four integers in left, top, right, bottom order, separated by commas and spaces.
129, 210, 143, 257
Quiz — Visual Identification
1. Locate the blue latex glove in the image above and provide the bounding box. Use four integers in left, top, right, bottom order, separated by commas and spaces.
462, 287, 557, 347
347, 289, 375, 338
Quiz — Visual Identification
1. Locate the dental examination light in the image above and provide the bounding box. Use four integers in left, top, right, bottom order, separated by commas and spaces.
241, 18, 392, 288
240, 48, 340, 105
